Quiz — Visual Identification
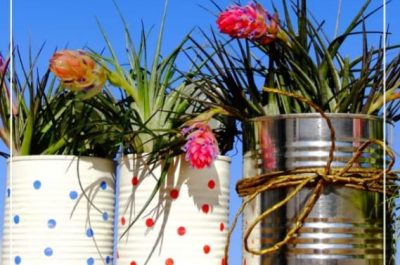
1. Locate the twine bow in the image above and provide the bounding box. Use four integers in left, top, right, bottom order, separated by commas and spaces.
224, 87, 398, 261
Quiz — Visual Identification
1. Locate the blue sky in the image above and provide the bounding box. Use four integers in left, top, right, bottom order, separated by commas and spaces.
1, 0, 400, 264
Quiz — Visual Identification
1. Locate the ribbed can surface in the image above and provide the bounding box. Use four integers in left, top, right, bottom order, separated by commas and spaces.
1, 155, 115, 265
116, 155, 230, 265
242, 113, 392, 265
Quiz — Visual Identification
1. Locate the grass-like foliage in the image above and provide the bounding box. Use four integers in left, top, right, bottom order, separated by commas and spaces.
0, 46, 121, 157
189, 0, 400, 121
91, 0, 235, 157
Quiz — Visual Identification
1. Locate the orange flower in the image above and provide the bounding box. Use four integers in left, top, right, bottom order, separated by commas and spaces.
49, 50, 106, 98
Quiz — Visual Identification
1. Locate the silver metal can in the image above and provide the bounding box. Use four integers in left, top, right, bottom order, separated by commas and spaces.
242, 113, 392, 265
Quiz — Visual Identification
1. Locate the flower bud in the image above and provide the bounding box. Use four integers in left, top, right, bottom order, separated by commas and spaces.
49, 50, 106, 98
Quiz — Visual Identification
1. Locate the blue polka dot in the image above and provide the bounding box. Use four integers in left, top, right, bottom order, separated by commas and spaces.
48, 219, 57, 229
7, 188, 10, 198
13, 215, 20, 224
14, 256, 21, 264
102, 212, 109, 221
44, 247, 53, 256
33, 180, 41, 190
105, 256, 111, 264
100, 181, 107, 190
87, 257, 94, 265
86, 228, 94, 237
69, 191, 78, 200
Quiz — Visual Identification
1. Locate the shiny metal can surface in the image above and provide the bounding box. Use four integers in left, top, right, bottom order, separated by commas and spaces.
242, 113, 392, 265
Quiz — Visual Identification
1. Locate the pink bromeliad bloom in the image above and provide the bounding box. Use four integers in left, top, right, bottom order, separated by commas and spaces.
182, 123, 219, 169
217, 2, 280, 45
0, 53, 6, 74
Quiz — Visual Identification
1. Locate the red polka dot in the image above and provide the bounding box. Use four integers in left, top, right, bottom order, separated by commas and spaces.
170, 189, 179, 199
146, 218, 154, 228
165, 258, 174, 265
202, 204, 210, 214
220, 222, 225, 231
131, 176, 139, 186
121, 217, 126, 226
208, 180, 216, 189
130, 262, 137, 265
203, 244, 211, 254
177, 226, 186, 236
221, 258, 227, 265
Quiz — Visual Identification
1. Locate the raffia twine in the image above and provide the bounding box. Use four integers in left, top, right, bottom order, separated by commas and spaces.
224, 87, 399, 263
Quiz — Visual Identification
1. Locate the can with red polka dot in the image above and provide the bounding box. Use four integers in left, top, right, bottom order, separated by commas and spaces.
117, 154, 231, 265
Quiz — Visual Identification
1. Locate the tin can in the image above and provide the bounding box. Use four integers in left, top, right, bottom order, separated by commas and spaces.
242, 113, 392, 265
117, 155, 230, 265
1, 155, 115, 265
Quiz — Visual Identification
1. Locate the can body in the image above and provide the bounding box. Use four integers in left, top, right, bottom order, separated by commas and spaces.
117, 155, 230, 265
242, 114, 391, 265
1, 155, 116, 265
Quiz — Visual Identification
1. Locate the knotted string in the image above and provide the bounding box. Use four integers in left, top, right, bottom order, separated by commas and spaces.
224, 87, 398, 262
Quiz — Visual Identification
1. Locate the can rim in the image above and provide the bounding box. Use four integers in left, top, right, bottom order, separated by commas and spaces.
120, 153, 232, 163
8, 155, 115, 164
248, 113, 393, 124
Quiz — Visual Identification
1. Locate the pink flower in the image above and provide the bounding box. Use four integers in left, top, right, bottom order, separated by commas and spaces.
182, 123, 219, 169
0, 53, 7, 75
217, 2, 280, 45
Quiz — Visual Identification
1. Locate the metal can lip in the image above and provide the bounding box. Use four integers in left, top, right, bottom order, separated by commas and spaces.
8, 155, 115, 166
247, 113, 392, 124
